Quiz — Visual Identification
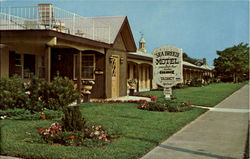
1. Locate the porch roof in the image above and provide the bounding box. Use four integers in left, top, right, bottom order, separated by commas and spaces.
0, 30, 112, 50
128, 52, 153, 62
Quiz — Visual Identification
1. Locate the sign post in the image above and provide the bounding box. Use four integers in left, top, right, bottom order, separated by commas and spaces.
153, 46, 183, 99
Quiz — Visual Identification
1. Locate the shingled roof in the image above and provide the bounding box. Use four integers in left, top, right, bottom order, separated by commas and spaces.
86, 16, 136, 52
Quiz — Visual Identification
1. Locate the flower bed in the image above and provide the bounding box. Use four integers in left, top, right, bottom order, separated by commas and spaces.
133, 94, 158, 101
39, 122, 114, 147
93, 94, 158, 112
93, 94, 157, 103
94, 99, 148, 104
138, 99, 192, 112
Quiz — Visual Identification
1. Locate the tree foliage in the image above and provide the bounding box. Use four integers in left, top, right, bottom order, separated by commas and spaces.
214, 43, 249, 83
183, 52, 200, 64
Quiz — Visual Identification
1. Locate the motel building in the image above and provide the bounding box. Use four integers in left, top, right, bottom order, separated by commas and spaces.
128, 37, 214, 89
0, 4, 137, 100
127, 36, 154, 93
0, 4, 214, 101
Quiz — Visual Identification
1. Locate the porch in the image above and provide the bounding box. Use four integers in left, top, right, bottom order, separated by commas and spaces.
127, 61, 153, 93
0, 30, 109, 102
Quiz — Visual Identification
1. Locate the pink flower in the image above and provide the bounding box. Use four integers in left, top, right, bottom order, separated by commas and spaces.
44, 129, 50, 135
94, 131, 100, 136
101, 134, 106, 138
90, 132, 94, 137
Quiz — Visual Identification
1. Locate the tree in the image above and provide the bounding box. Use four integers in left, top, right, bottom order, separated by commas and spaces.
183, 52, 200, 64
214, 43, 249, 83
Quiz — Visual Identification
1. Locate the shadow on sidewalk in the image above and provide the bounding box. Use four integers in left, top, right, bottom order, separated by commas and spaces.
124, 135, 159, 144
158, 145, 236, 159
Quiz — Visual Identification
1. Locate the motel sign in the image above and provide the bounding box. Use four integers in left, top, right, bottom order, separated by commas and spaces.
153, 46, 183, 99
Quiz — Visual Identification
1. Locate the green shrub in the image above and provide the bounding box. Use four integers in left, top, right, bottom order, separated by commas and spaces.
190, 77, 202, 87
62, 105, 86, 131
24, 75, 45, 113
42, 109, 63, 120
138, 99, 192, 112
7, 110, 42, 120
174, 84, 188, 89
0, 75, 28, 110
0, 108, 26, 117
41, 76, 79, 110
165, 100, 192, 112
1, 108, 63, 120
147, 101, 166, 112
212, 78, 221, 83
0, 75, 79, 112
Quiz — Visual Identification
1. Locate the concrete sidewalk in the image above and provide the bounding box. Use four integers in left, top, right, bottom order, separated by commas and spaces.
141, 84, 249, 159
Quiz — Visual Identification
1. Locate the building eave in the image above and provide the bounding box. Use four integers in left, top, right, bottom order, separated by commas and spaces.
0, 30, 112, 49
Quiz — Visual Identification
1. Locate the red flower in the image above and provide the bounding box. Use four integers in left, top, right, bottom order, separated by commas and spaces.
51, 130, 55, 134
40, 114, 45, 119
138, 100, 147, 104
151, 96, 158, 101
85, 127, 89, 131
70, 135, 74, 139
39, 128, 43, 134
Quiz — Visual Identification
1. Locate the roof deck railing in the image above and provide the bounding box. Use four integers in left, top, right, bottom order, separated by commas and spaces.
0, 4, 111, 43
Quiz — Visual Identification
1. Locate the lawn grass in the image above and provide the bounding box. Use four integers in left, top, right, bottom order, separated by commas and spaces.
0, 103, 205, 159
1, 82, 246, 159
139, 82, 247, 106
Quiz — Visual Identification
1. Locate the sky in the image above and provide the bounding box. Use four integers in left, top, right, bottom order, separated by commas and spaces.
1, 0, 249, 65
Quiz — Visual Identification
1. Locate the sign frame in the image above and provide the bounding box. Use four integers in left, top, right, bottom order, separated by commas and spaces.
153, 46, 183, 99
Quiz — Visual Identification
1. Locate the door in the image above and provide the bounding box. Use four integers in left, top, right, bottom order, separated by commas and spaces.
23, 54, 36, 78
51, 49, 74, 79
111, 55, 119, 98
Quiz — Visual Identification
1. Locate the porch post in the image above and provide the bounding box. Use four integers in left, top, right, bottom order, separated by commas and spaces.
45, 46, 51, 83
136, 64, 139, 92
149, 66, 153, 90
77, 51, 82, 104
189, 69, 192, 79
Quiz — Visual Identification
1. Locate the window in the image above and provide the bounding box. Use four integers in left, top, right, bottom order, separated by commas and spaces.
14, 53, 23, 77
82, 55, 94, 79
38, 56, 45, 78
73, 54, 95, 80
12, 53, 38, 79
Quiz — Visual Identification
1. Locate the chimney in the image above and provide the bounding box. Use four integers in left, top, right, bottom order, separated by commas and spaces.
202, 58, 206, 65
